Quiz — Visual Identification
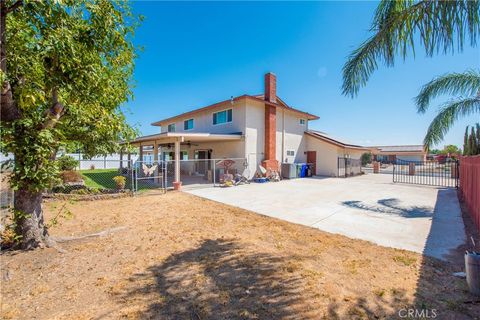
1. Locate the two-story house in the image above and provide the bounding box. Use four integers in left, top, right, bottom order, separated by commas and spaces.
130, 73, 371, 189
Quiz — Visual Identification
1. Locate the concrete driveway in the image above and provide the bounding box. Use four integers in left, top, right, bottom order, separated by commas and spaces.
186, 174, 466, 261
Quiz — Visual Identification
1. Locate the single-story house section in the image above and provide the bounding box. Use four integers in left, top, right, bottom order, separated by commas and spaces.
371, 145, 427, 163
127, 73, 376, 188
304, 131, 372, 176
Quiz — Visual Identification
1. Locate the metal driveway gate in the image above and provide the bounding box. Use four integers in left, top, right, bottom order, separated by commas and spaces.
393, 159, 459, 188
338, 157, 361, 177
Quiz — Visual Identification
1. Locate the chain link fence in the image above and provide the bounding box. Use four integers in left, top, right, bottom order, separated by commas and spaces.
52, 159, 135, 195
1, 160, 14, 226
133, 160, 167, 193
162, 158, 249, 189
0, 157, 250, 205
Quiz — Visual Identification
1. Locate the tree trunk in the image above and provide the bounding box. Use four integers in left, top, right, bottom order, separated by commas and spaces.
1, 0, 21, 122
14, 188, 49, 249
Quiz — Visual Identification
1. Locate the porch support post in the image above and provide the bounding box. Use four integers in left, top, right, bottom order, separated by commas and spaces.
153, 141, 159, 183
139, 145, 144, 162
173, 139, 182, 190
153, 141, 159, 163
119, 150, 123, 169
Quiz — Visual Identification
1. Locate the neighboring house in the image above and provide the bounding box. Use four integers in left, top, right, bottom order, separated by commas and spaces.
371, 145, 427, 163
129, 73, 371, 187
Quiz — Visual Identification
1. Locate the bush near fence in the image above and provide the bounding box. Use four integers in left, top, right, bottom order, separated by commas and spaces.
459, 155, 480, 233
53, 159, 134, 195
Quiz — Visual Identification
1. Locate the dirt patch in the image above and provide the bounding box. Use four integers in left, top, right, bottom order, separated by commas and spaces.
1, 192, 479, 319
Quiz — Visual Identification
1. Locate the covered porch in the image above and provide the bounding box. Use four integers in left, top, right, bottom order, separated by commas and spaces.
129, 132, 245, 190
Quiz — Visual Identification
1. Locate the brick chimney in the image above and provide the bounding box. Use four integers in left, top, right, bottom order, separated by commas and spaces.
263, 73, 278, 172
264, 72, 277, 103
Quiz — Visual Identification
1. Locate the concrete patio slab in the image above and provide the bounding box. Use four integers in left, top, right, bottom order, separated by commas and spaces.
186, 174, 466, 261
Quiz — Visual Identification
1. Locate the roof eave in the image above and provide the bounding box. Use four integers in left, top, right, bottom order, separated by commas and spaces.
151, 94, 320, 126
305, 131, 371, 151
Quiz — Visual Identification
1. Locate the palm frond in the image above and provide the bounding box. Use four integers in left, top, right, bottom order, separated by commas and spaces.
423, 96, 480, 148
415, 70, 480, 113
342, 0, 480, 97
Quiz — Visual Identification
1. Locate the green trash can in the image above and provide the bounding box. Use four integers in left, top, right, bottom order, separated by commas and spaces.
465, 251, 480, 296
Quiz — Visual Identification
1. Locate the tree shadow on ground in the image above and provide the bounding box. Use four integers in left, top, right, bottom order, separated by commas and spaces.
341, 198, 433, 218
123, 238, 315, 319
325, 289, 410, 319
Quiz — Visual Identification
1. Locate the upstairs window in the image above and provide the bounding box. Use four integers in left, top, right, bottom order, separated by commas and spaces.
167, 123, 176, 132
184, 119, 194, 130
287, 150, 295, 156
299, 119, 306, 125
213, 109, 233, 125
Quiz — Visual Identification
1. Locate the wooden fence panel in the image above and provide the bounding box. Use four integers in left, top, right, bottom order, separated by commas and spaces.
459, 156, 480, 233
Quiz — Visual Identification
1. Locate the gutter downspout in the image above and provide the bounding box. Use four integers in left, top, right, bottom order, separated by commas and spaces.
282, 108, 285, 163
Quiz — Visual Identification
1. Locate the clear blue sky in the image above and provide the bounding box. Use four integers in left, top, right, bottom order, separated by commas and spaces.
125, 1, 479, 149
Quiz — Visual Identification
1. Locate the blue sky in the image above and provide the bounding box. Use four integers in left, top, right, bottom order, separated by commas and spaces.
126, 1, 479, 149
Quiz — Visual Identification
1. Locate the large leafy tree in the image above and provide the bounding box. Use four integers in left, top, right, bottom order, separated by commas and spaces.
342, 0, 479, 148
415, 70, 480, 147
0, 0, 139, 249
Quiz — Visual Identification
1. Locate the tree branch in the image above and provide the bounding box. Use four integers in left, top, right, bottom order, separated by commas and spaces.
6, 0, 23, 14
42, 87, 65, 129
1, 81, 21, 122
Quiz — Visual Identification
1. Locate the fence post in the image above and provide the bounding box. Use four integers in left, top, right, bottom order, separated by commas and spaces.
130, 159, 134, 193
408, 163, 415, 175
164, 161, 167, 192
373, 161, 380, 174
213, 160, 216, 187
134, 161, 137, 193
392, 163, 395, 182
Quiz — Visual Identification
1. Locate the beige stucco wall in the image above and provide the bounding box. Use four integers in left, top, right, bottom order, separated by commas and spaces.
244, 100, 309, 175
276, 109, 308, 164
160, 140, 246, 177
159, 140, 244, 160
340, 148, 364, 160
155, 98, 314, 177
159, 99, 247, 134
305, 135, 339, 177
305, 136, 367, 177
244, 99, 265, 177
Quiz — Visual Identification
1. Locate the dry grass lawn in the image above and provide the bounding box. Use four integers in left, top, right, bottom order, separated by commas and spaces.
1, 192, 479, 319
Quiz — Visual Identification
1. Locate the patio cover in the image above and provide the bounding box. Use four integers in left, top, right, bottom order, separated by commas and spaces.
126, 132, 243, 189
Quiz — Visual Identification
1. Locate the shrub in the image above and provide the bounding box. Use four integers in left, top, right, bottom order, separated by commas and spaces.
51, 185, 107, 195
71, 188, 89, 195
1, 209, 29, 248
57, 155, 79, 171
60, 170, 83, 183
90, 188, 101, 194
113, 175, 126, 190
361, 152, 372, 166
1, 227, 20, 249
52, 184, 84, 194
90, 164, 96, 170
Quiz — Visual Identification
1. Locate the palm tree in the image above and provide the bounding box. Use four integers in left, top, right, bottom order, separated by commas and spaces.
415, 70, 480, 148
342, 0, 480, 97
